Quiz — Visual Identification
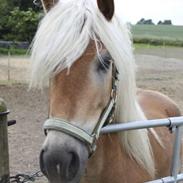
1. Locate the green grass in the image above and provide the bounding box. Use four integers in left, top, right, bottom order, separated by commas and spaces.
0, 47, 28, 56
132, 25, 183, 47
0, 80, 23, 85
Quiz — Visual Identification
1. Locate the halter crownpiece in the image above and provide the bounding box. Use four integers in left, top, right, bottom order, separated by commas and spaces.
44, 62, 118, 154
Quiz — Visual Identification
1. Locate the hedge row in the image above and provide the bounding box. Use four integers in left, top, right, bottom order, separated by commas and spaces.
133, 37, 183, 47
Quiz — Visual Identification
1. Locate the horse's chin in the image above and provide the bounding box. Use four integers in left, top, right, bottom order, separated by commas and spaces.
40, 131, 89, 183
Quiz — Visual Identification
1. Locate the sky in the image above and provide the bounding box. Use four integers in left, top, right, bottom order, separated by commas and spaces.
115, 0, 183, 25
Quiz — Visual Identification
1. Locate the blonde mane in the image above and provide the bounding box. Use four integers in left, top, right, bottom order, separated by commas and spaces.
30, 0, 155, 177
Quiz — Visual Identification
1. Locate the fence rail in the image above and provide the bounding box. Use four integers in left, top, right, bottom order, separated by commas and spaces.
0, 41, 29, 49
146, 173, 183, 183
100, 116, 183, 134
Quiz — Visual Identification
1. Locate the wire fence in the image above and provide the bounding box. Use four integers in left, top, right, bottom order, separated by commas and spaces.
0, 51, 29, 84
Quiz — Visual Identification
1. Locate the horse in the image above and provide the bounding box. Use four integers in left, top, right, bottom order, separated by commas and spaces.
30, 0, 181, 182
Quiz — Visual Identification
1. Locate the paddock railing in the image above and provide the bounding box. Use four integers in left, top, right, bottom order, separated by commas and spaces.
101, 116, 183, 183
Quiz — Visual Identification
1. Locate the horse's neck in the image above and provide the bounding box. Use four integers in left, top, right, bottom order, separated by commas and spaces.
81, 135, 151, 183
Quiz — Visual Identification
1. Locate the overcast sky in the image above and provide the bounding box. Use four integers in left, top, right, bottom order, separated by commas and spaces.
115, 0, 183, 25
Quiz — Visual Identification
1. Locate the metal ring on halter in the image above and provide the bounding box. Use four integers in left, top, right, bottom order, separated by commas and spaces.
43, 63, 118, 155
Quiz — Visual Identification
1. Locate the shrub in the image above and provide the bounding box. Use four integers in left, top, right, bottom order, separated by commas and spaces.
0, 7, 42, 42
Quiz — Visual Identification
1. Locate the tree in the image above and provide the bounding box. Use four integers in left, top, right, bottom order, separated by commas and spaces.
158, 21, 163, 25
144, 19, 154, 25
0, 0, 13, 39
163, 20, 172, 25
0, 0, 13, 15
6, 0, 41, 11
3, 8, 41, 42
136, 18, 154, 25
137, 18, 145, 25
0, 0, 42, 42
157, 20, 172, 25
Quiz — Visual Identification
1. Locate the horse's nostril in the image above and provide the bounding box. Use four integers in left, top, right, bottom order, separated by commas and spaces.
40, 149, 47, 176
65, 151, 80, 181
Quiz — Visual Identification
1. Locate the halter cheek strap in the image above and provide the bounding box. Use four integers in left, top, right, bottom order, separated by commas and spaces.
44, 118, 95, 147
44, 94, 117, 154
43, 63, 118, 154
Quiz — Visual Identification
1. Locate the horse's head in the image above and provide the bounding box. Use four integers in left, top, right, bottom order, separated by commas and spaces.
33, 0, 115, 182
40, 44, 115, 183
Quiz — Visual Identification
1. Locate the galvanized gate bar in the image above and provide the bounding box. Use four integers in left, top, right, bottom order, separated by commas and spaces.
100, 116, 183, 134
171, 126, 182, 181
145, 173, 183, 183
100, 116, 183, 183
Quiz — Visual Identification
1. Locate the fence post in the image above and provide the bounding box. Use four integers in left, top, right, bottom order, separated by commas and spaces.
0, 98, 10, 183
7, 49, 11, 81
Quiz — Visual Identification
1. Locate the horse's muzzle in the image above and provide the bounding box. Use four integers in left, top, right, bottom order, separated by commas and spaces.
40, 132, 88, 183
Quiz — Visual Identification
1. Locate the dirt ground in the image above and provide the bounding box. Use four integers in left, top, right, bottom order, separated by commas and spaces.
0, 47, 183, 182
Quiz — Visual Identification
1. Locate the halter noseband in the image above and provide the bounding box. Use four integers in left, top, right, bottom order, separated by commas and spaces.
43, 63, 118, 154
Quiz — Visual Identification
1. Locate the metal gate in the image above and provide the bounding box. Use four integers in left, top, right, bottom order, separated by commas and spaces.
101, 116, 183, 183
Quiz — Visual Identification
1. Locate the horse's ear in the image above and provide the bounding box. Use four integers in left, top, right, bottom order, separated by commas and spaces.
41, 0, 58, 12
97, 0, 115, 21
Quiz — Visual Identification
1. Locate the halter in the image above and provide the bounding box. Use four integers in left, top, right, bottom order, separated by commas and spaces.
43, 62, 118, 154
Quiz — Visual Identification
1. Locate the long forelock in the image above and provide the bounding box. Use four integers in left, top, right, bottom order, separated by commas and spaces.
30, 0, 93, 88
30, 0, 155, 177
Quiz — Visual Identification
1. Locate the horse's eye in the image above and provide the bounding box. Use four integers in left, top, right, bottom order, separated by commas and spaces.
97, 52, 112, 72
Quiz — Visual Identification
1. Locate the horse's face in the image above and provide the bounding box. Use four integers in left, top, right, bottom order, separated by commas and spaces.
40, 44, 113, 183
38, 1, 115, 182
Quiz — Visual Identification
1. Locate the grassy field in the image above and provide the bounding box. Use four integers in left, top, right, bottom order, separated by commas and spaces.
132, 25, 183, 46
0, 25, 182, 55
